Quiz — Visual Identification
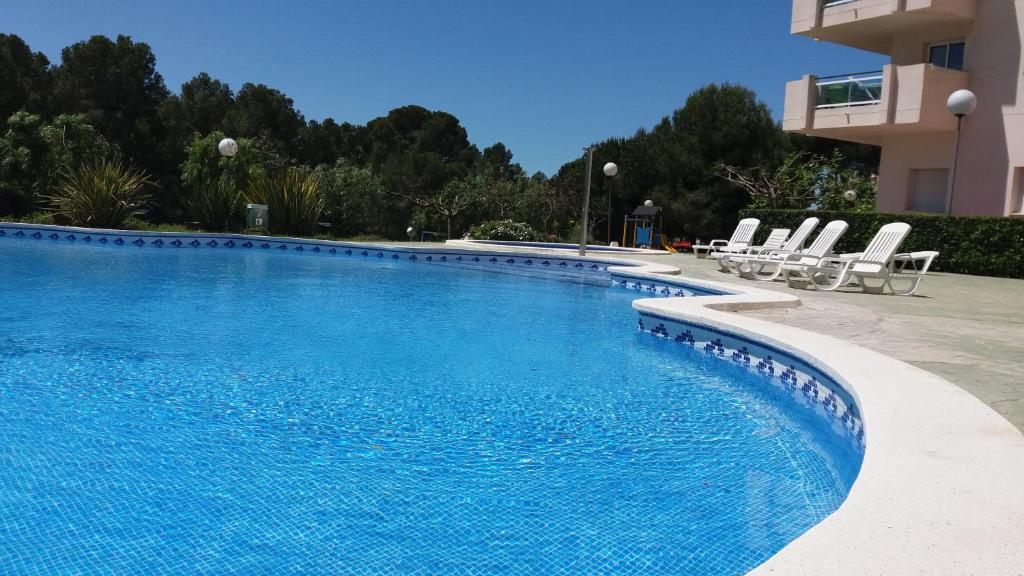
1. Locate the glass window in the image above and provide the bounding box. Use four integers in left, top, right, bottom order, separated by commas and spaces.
929, 41, 965, 71
947, 42, 965, 70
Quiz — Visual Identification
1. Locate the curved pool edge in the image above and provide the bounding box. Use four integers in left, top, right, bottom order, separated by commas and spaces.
613, 264, 1024, 574
3, 223, 1023, 573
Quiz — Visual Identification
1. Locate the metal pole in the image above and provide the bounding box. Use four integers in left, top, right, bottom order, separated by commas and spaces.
946, 114, 964, 216
579, 146, 595, 256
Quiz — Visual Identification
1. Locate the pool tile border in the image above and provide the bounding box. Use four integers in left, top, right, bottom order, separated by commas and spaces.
638, 311, 864, 451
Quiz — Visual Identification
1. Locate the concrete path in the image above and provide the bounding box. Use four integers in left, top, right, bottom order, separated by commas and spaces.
626, 251, 1024, 431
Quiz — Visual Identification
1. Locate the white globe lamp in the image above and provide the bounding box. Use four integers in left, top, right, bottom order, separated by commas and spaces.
644, 199, 654, 207
843, 189, 857, 202
218, 138, 238, 158
406, 226, 415, 240
947, 89, 977, 117
603, 162, 618, 177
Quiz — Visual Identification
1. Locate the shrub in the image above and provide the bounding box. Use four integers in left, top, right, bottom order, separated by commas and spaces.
183, 179, 245, 232
466, 220, 545, 242
246, 168, 325, 237
0, 211, 56, 225
45, 157, 153, 229
739, 208, 1024, 278
122, 218, 197, 233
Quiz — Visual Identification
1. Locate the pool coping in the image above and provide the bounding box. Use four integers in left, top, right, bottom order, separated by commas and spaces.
609, 262, 1024, 574
3, 224, 1024, 573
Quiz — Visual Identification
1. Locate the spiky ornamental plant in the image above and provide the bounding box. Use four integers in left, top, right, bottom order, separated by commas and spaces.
183, 178, 245, 232
246, 167, 324, 236
46, 156, 154, 229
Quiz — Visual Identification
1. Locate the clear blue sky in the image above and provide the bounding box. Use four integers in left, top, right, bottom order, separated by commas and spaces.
6, 0, 885, 175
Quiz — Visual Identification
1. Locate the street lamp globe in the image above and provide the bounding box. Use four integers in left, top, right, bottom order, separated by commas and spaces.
644, 199, 654, 207
603, 162, 618, 177
218, 138, 239, 158
947, 89, 977, 117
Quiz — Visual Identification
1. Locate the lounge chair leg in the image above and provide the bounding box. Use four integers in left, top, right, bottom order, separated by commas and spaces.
889, 276, 922, 296
858, 277, 887, 294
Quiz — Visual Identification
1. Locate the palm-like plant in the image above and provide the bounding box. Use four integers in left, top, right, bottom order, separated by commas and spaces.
246, 168, 324, 236
46, 157, 153, 229
184, 178, 245, 232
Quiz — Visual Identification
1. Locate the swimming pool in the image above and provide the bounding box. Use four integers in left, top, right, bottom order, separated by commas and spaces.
0, 228, 862, 574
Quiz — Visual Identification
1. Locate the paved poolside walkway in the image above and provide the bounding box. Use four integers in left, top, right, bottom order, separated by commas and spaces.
624, 251, 1024, 432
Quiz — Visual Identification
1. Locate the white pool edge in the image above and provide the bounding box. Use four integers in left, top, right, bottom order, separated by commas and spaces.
609, 261, 1024, 575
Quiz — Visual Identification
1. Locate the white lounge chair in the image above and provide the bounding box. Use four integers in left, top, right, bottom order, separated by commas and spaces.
692, 218, 760, 258
783, 222, 923, 294
724, 217, 820, 274
713, 228, 790, 271
735, 220, 848, 282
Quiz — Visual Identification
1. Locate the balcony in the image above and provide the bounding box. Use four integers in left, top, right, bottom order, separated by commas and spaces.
783, 63, 969, 144
791, 0, 976, 53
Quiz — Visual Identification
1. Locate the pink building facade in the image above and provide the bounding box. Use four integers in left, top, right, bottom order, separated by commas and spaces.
784, 0, 1024, 217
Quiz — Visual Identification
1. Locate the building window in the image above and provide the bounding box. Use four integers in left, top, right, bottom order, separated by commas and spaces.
909, 169, 948, 213
929, 41, 966, 71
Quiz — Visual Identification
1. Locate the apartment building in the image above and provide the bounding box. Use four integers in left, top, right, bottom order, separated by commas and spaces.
783, 0, 1023, 216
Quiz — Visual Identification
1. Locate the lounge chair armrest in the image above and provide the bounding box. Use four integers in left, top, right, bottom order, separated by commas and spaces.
708, 239, 728, 248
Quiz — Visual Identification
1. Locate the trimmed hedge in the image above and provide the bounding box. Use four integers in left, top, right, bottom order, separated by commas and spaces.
738, 208, 1024, 279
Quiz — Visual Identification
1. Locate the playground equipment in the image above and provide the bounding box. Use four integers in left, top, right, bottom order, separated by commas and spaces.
621, 203, 663, 249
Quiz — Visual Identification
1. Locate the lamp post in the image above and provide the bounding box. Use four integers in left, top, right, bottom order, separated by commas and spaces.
604, 161, 618, 245
945, 89, 977, 215
577, 147, 618, 256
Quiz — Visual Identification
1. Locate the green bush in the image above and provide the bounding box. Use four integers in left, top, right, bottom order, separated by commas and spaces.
183, 179, 245, 232
0, 211, 56, 225
45, 157, 153, 229
466, 220, 544, 242
739, 208, 1024, 278
246, 168, 325, 237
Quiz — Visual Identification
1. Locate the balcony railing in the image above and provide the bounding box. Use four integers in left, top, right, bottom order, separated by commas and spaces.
815, 71, 883, 108
823, 0, 856, 7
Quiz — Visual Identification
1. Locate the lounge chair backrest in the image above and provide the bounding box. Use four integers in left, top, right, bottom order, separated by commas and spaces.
781, 217, 819, 251
728, 218, 760, 247
805, 220, 848, 257
852, 222, 911, 274
763, 228, 790, 250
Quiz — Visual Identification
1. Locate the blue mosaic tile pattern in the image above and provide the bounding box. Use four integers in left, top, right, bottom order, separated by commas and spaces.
637, 312, 865, 451
609, 275, 727, 298
0, 223, 621, 284
0, 227, 860, 574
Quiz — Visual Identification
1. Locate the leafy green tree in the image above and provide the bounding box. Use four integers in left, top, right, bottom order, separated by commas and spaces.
0, 34, 51, 128
475, 143, 524, 181
718, 151, 877, 212
52, 35, 170, 173
297, 118, 366, 167
0, 112, 50, 215
314, 160, 388, 237
224, 83, 305, 158
363, 105, 479, 236
391, 175, 482, 239
174, 73, 234, 136
179, 131, 277, 230
42, 113, 111, 167
0, 112, 110, 216
181, 131, 269, 192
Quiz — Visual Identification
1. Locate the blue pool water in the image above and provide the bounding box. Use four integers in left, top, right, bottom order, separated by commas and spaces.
0, 237, 861, 575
